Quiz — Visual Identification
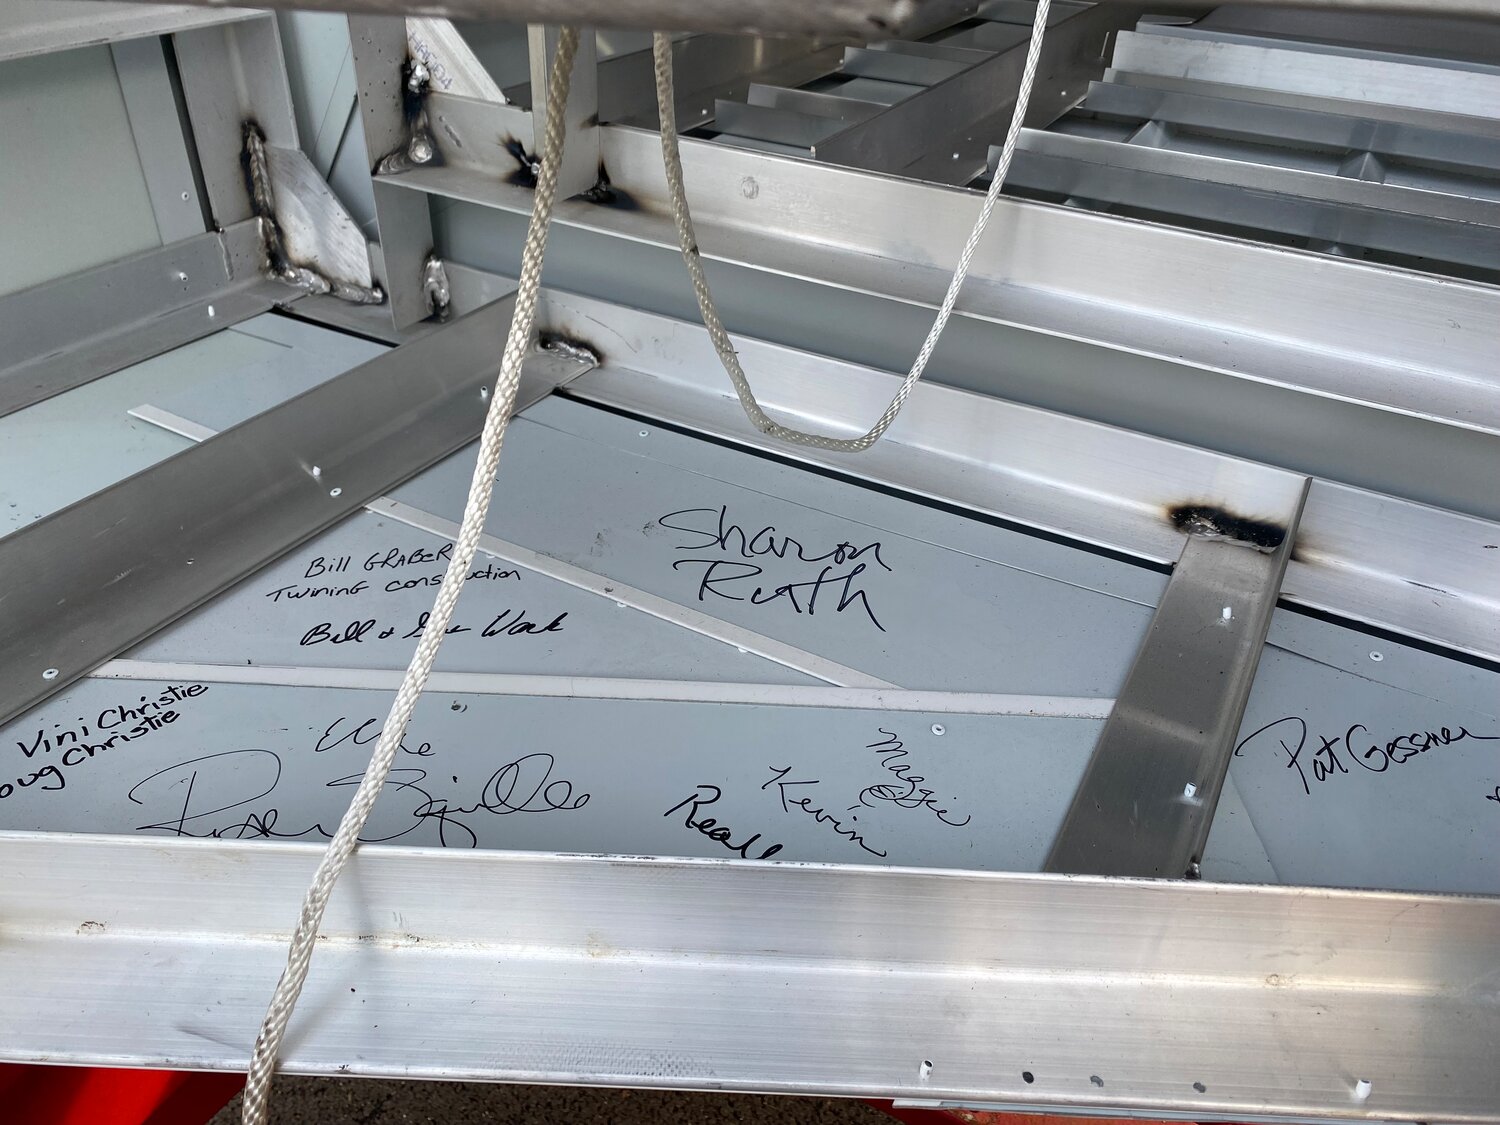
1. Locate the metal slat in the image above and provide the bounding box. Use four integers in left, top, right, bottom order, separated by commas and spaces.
1045, 482, 1309, 878
713, 100, 846, 148
1081, 78, 1500, 174
0, 297, 596, 729
815, 3, 1135, 174
1111, 27, 1500, 119
745, 83, 882, 123
839, 46, 970, 86
1003, 128, 1500, 271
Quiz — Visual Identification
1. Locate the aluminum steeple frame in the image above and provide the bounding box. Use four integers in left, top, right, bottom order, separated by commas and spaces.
0, 2, 1497, 1122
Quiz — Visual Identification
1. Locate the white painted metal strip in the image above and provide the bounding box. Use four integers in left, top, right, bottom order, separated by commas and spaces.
89, 658, 1114, 716
128, 403, 895, 688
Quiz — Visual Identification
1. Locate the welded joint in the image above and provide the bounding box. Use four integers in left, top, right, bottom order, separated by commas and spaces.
375, 59, 439, 175
421, 254, 452, 321
242, 122, 385, 305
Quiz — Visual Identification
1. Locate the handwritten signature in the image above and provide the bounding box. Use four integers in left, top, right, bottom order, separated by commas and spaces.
850, 728, 970, 827
126, 746, 589, 847
3, 685, 209, 802
763, 766, 887, 857
663, 784, 784, 859
657, 504, 890, 631
299, 608, 566, 646
1235, 715, 1500, 796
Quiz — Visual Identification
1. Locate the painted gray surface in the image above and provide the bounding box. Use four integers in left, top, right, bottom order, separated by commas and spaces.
5, 313, 1496, 895
1227, 629, 1500, 895
0, 45, 161, 297
0, 316, 384, 539
0, 678, 1098, 871
130, 507, 812, 684
0, 329, 281, 537
389, 398, 1156, 696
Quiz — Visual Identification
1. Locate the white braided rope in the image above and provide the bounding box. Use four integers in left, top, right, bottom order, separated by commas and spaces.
239, 27, 582, 1125
652, 0, 1051, 452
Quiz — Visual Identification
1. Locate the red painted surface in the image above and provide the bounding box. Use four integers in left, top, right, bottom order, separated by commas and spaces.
0, 1064, 241, 1125
868, 1103, 1187, 1125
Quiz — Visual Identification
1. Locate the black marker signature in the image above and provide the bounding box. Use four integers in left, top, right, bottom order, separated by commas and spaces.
663, 784, 784, 859
849, 728, 970, 827
763, 766, 887, 857
657, 504, 890, 631
126, 748, 589, 847
658, 505, 891, 571
1235, 715, 1500, 796
408, 754, 590, 847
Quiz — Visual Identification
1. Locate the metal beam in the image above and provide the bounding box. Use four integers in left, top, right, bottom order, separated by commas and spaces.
1005, 127, 1500, 272
2, 833, 1498, 1120
1112, 27, 1500, 119
86, 0, 1500, 33
378, 104, 1500, 445
0, 224, 280, 419
1045, 482, 1309, 879
814, 3, 1139, 174
528, 25, 599, 199
0, 296, 596, 729
0, 1, 256, 62
1080, 78, 1500, 174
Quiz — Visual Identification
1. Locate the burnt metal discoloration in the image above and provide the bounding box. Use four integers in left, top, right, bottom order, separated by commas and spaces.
243, 121, 384, 306
1167, 502, 1286, 552
503, 137, 539, 188
580, 164, 640, 211
375, 58, 441, 175
538, 332, 603, 368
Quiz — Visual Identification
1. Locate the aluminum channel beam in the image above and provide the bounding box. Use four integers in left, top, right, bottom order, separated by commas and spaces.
375, 98, 1500, 444
0, 1, 256, 62
1003, 127, 1500, 272
1046, 482, 1308, 879
813, 3, 1138, 174
2, 834, 1498, 1121
0, 224, 281, 418
533, 288, 1499, 664
1078, 78, 1500, 174
0, 296, 597, 728
1111, 27, 1500, 119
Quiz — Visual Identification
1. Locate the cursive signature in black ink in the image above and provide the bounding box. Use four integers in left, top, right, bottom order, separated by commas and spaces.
657, 504, 890, 631
408, 754, 590, 847
763, 766, 887, 857
849, 728, 970, 827
314, 715, 432, 757
1235, 715, 1500, 796
126, 749, 428, 842
663, 784, 784, 859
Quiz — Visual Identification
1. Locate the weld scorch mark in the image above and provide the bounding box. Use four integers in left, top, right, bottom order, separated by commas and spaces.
1167, 503, 1286, 552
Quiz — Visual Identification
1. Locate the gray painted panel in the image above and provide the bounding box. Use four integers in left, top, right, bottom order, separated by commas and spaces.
390, 401, 1155, 696
129, 509, 812, 684
0, 679, 1098, 871
1225, 634, 1499, 895
0, 45, 160, 297
0, 330, 285, 537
